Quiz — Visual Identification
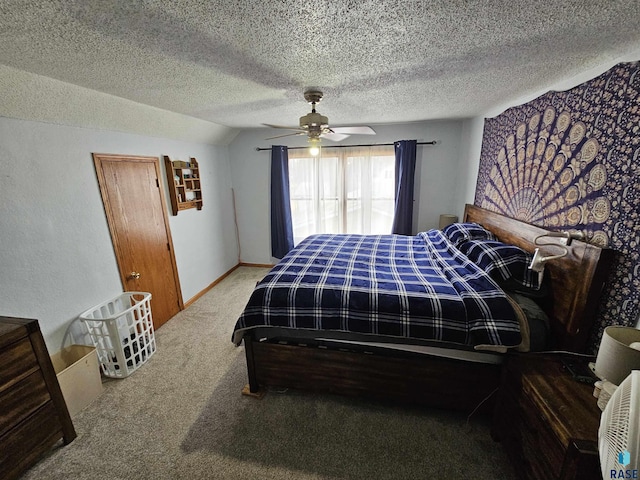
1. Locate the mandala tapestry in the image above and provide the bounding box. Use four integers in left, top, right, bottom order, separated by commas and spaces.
475, 61, 640, 352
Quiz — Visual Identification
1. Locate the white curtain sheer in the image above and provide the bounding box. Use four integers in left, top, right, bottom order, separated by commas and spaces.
289, 146, 395, 244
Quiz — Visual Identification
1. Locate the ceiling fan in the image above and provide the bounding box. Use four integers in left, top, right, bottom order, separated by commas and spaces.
264, 90, 376, 147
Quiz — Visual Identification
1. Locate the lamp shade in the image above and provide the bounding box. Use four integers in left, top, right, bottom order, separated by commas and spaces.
439, 214, 458, 230
595, 326, 640, 385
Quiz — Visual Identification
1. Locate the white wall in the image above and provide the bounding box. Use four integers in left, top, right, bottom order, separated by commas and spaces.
229, 120, 465, 264
0, 117, 238, 353
456, 116, 486, 217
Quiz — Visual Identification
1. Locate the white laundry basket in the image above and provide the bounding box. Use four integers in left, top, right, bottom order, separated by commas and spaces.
79, 292, 156, 378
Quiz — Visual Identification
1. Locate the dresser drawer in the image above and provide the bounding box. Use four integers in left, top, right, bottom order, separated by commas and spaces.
0, 401, 63, 480
0, 317, 75, 480
516, 390, 565, 477
496, 384, 566, 479
0, 370, 51, 438
0, 337, 39, 393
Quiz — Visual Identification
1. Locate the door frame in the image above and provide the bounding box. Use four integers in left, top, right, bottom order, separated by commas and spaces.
92, 153, 184, 310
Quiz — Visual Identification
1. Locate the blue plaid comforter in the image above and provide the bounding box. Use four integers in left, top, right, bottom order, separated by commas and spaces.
232, 230, 522, 348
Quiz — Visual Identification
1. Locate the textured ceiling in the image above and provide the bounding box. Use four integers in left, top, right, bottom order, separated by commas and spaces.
1, 0, 640, 132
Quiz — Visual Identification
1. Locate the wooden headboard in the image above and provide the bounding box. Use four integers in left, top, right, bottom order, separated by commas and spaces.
464, 204, 613, 353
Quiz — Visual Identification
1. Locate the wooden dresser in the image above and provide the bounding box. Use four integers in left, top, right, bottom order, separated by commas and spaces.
491, 353, 601, 480
0, 316, 76, 480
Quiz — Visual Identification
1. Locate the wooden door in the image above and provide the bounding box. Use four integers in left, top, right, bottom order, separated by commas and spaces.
93, 153, 183, 329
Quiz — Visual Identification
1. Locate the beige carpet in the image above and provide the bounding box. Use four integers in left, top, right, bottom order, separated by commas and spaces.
22, 266, 517, 480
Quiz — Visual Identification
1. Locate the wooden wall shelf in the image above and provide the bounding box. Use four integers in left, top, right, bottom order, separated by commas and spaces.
163, 155, 203, 215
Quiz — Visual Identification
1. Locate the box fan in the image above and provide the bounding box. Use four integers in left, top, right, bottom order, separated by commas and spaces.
599, 370, 640, 478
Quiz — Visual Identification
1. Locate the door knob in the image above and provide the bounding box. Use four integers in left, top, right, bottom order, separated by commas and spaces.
128, 272, 141, 280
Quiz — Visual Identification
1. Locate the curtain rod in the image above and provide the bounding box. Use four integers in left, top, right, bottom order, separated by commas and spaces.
255, 141, 437, 151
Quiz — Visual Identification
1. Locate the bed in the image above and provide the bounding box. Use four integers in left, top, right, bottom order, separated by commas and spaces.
232, 204, 613, 412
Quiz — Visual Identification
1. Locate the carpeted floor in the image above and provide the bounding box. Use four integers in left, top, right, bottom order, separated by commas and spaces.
22, 266, 517, 480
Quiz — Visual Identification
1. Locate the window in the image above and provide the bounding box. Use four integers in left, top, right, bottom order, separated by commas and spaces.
288, 146, 395, 244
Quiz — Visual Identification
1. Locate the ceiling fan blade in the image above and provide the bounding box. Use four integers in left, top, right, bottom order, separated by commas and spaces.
263, 123, 305, 131
265, 131, 306, 140
321, 132, 350, 142
330, 126, 376, 135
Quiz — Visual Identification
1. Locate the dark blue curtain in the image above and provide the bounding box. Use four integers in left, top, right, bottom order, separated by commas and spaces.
270, 145, 294, 258
391, 140, 417, 235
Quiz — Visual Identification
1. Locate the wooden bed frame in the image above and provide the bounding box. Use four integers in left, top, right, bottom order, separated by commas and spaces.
240, 204, 613, 412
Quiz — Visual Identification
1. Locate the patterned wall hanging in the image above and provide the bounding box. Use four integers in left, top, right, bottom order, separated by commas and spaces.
475, 61, 640, 352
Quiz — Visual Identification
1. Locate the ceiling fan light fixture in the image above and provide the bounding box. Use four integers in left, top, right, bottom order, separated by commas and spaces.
308, 137, 321, 157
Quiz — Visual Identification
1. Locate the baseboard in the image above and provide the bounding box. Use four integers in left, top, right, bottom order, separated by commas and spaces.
239, 262, 276, 268
184, 263, 241, 308
183, 262, 275, 308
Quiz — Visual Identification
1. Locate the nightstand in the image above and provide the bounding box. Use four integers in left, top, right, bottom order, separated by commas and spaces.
491, 353, 601, 480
